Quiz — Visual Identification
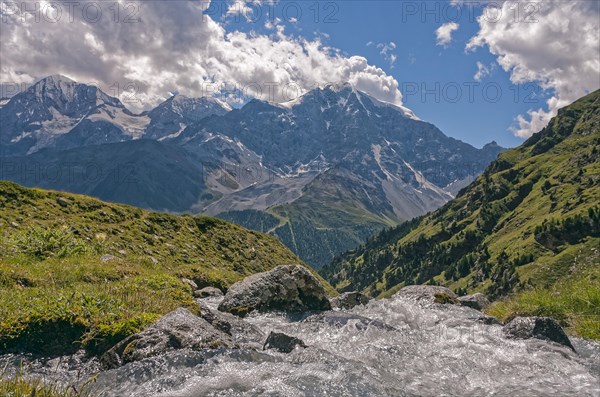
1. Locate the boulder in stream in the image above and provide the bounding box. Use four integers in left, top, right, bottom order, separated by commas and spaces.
263, 332, 307, 353
198, 302, 265, 349
458, 293, 491, 311
195, 287, 224, 298
218, 265, 331, 316
331, 291, 370, 310
502, 316, 575, 351
303, 311, 394, 331
394, 285, 459, 305
101, 308, 235, 368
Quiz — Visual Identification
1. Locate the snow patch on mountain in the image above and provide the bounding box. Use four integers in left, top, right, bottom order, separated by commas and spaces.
87, 107, 149, 138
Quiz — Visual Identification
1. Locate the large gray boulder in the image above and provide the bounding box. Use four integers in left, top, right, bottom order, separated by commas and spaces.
394, 285, 459, 305
331, 291, 370, 310
101, 308, 235, 368
218, 265, 331, 316
198, 302, 265, 349
458, 293, 491, 311
502, 317, 575, 351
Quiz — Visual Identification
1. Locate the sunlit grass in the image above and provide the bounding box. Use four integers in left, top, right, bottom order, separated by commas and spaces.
0, 369, 95, 397
486, 268, 600, 340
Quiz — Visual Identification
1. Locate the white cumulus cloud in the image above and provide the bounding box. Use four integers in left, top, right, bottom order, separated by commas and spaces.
0, 0, 403, 111
474, 61, 492, 81
467, 0, 600, 138
435, 22, 460, 47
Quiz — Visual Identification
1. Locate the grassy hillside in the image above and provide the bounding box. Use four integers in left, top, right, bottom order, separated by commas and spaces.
0, 181, 333, 356
321, 90, 600, 338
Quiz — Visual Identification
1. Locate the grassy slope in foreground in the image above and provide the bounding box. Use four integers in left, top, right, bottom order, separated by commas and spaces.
0, 181, 334, 356
321, 90, 600, 338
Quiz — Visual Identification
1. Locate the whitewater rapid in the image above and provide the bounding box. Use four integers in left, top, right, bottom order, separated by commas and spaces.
3, 293, 599, 396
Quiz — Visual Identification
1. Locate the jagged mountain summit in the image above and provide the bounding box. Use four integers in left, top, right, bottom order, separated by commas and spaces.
0, 75, 504, 268
145, 94, 231, 141
0, 75, 231, 156
0, 75, 147, 155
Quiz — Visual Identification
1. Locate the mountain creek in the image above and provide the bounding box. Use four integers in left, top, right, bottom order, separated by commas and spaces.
2, 280, 598, 397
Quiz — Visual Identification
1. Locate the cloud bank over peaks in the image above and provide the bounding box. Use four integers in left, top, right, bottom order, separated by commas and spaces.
0, 0, 403, 112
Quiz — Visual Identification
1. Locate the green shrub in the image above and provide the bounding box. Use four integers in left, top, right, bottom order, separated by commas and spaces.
9, 226, 94, 260
434, 292, 459, 304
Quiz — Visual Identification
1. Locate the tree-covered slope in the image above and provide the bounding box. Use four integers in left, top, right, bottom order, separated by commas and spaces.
322, 90, 600, 305
0, 181, 332, 355
219, 165, 399, 269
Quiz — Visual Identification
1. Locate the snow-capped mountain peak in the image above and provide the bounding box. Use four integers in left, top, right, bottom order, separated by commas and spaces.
276, 83, 418, 120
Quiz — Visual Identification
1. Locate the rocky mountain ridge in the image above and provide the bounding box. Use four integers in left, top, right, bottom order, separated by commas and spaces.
0, 75, 504, 268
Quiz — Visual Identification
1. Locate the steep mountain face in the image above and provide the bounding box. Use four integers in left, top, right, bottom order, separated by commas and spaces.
145, 95, 231, 141
0, 76, 503, 269
0, 140, 206, 212
178, 84, 496, 192
321, 90, 600, 298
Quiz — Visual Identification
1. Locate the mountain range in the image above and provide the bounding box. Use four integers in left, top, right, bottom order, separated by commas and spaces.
0, 75, 504, 268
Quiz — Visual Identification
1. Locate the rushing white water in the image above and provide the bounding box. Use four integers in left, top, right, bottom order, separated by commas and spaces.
3, 293, 599, 396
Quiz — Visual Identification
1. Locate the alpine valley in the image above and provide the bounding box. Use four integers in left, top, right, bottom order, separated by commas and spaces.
322, 89, 600, 338
0, 75, 504, 268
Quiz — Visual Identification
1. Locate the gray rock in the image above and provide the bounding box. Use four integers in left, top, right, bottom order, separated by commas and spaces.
56, 197, 71, 207
181, 278, 198, 290
263, 332, 307, 353
458, 293, 491, 311
195, 287, 224, 298
470, 314, 502, 325
502, 316, 575, 351
330, 291, 370, 310
100, 254, 117, 263
101, 308, 235, 368
198, 302, 265, 349
394, 285, 459, 305
303, 311, 394, 331
218, 265, 331, 316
